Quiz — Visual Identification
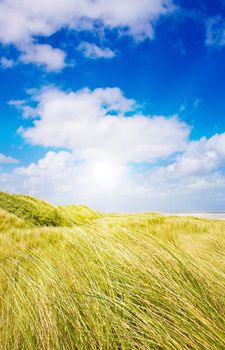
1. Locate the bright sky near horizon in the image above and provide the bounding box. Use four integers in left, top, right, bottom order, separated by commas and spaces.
0, 0, 225, 212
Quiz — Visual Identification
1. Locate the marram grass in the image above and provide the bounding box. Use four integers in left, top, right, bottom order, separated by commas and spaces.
0, 193, 224, 349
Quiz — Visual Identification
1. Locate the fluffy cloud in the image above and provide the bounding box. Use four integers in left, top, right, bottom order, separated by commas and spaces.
166, 134, 225, 176
4, 86, 225, 211
17, 86, 190, 164
20, 44, 66, 71
1, 139, 225, 211
0, 0, 174, 44
0, 153, 19, 164
78, 42, 116, 59
4, 85, 192, 210
14, 150, 128, 201
138, 133, 225, 209
0, 1, 175, 70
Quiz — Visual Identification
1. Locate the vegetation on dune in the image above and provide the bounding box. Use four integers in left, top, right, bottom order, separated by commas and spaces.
0, 192, 224, 349
0, 208, 29, 231
0, 192, 71, 227
0, 192, 100, 227
59, 204, 101, 225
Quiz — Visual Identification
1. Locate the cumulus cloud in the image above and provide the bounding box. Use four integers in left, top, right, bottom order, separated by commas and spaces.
4, 86, 225, 211
20, 44, 66, 71
0, 1, 175, 69
166, 134, 225, 176
16, 86, 190, 164
78, 42, 116, 59
1, 140, 225, 211
0, 151, 127, 207
0, 153, 19, 164
0, 0, 175, 44
138, 133, 225, 209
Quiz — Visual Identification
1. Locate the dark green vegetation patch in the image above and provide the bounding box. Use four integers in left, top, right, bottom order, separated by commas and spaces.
0, 192, 71, 227
0, 192, 101, 227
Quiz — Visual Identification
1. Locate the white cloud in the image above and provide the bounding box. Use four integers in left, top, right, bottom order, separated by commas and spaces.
20, 44, 66, 71
0, 0, 175, 44
1, 140, 225, 212
0, 57, 15, 69
78, 42, 116, 59
12, 152, 132, 209
0, 85, 191, 211
206, 16, 225, 47
0, 153, 19, 164
16, 86, 190, 164
137, 133, 225, 209
16, 151, 74, 177
166, 133, 225, 176
0, 0, 175, 69
4, 86, 225, 212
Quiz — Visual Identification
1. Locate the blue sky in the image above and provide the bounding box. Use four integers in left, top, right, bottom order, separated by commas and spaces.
0, 0, 225, 212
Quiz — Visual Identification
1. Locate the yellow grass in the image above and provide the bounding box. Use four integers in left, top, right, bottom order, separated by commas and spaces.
0, 193, 224, 349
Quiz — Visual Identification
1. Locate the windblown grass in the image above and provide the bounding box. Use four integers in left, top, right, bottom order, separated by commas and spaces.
0, 193, 224, 349
0, 192, 72, 227
0, 192, 100, 227
59, 204, 101, 225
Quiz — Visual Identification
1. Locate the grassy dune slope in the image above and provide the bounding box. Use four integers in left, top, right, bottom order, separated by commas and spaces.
0, 192, 100, 227
0, 193, 224, 349
59, 204, 101, 225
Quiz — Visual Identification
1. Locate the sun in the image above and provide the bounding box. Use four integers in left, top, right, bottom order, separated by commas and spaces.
92, 161, 122, 188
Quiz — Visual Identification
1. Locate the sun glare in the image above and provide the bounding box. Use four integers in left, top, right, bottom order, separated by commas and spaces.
92, 161, 122, 188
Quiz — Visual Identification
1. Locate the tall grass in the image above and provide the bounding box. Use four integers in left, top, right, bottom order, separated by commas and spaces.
0, 192, 72, 227
0, 195, 224, 349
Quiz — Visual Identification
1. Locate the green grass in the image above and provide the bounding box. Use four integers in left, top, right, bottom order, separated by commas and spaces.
0, 192, 100, 227
0, 192, 224, 349
59, 204, 101, 225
